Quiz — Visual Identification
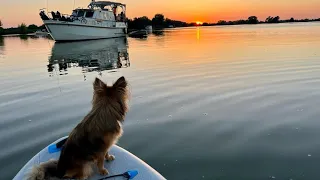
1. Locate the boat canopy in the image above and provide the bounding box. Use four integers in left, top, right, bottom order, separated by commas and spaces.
88, 1, 126, 9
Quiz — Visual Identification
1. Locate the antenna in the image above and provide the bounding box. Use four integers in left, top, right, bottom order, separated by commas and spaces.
46, 0, 49, 14
73, 0, 76, 9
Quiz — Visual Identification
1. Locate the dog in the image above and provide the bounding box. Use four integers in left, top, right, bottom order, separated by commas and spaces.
27, 76, 129, 180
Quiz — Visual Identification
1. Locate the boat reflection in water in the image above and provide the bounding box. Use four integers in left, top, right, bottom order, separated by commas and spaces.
48, 37, 130, 78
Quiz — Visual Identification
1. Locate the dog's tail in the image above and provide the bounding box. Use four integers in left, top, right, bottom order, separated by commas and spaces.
27, 159, 63, 180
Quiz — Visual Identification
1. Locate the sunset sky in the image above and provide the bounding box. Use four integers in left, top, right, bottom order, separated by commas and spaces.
0, 0, 319, 28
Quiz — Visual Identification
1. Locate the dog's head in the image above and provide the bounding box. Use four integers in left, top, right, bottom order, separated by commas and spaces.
92, 76, 129, 120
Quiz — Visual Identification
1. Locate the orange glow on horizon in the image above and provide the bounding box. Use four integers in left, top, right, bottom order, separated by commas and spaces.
196, 21, 203, 25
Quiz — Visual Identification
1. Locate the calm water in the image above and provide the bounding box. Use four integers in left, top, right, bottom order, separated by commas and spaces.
1, 23, 320, 180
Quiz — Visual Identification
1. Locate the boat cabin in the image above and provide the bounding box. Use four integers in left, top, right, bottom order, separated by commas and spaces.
72, 9, 117, 21
88, 1, 126, 22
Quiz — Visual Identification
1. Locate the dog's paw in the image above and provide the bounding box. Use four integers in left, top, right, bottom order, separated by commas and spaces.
106, 155, 115, 161
99, 168, 109, 176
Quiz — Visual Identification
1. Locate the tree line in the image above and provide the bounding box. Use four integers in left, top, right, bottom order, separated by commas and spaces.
1, 14, 320, 35
0, 20, 45, 35
128, 14, 320, 29
127, 14, 189, 30
213, 16, 320, 26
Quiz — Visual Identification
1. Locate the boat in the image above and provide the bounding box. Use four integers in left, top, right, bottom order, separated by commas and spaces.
35, 29, 49, 36
14, 136, 165, 180
128, 30, 147, 38
39, 1, 128, 42
145, 26, 152, 34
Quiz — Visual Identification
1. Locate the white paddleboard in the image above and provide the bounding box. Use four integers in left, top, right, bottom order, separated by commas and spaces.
14, 137, 165, 180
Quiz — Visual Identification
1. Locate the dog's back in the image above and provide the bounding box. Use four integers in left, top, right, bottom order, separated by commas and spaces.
58, 77, 127, 178
57, 118, 122, 178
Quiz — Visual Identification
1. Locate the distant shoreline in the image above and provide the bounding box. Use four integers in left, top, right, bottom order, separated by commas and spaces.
1, 15, 319, 36
1, 21, 320, 38
0, 23, 46, 36
126, 14, 320, 30
204, 18, 320, 27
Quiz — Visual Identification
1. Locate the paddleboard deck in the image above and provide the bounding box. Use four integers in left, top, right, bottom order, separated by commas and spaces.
14, 137, 165, 180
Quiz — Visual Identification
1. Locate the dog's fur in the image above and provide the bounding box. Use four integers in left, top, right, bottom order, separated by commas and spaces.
27, 77, 129, 180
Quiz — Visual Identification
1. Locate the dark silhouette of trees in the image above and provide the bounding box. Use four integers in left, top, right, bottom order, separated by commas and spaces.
273, 16, 280, 23
164, 18, 175, 27
28, 24, 38, 30
235, 19, 247, 24
266, 16, 280, 23
0, 20, 3, 35
212, 15, 320, 26
127, 16, 151, 29
217, 20, 227, 25
248, 16, 258, 24
164, 18, 187, 27
1, 23, 39, 35
152, 14, 165, 28
127, 14, 188, 29
265, 16, 271, 22
18, 23, 28, 34
217, 17, 259, 25
39, 24, 46, 29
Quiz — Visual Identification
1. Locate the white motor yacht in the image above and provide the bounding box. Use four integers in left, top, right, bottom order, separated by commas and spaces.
39, 1, 127, 41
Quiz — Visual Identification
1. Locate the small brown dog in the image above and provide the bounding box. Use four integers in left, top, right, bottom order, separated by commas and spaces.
27, 76, 129, 180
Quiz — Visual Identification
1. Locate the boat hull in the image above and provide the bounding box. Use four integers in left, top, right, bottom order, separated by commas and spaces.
44, 21, 126, 42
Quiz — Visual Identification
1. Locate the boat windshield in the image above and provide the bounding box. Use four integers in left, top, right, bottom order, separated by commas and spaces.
77, 10, 85, 17
85, 10, 94, 18
73, 9, 95, 18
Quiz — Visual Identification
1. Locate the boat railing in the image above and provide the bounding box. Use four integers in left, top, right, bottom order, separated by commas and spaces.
50, 11, 75, 22
40, 10, 76, 22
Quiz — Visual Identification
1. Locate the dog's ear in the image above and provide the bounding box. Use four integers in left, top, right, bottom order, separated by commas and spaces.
113, 76, 127, 89
93, 77, 106, 92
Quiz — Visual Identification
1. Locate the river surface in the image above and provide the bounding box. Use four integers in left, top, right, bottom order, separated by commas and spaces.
1, 22, 320, 179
